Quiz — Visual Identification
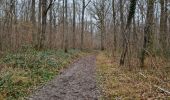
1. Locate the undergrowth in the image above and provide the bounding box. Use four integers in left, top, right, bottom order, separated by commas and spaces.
96, 52, 170, 99
0, 48, 83, 100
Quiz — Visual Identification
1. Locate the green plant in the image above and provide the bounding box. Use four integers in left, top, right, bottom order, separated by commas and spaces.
0, 49, 82, 100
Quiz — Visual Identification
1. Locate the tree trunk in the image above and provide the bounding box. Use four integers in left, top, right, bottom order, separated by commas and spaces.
0, 16, 1, 50
140, 0, 154, 67
38, 0, 47, 49
120, 0, 124, 45
90, 16, 93, 49
31, 0, 36, 46
81, 0, 85, 50
49, 0, 53, 48
73, 0, 76, 49
133, 17, 137, 43
160, 0, 168, 53
120, 0, 137, 66
37, 0, 42, 49
101, 23, 105, 51
9, 0, 16, 50
112, 0, 117, 54
160, 0, 166, 50
62, 0, 65, 49
64, 0, 68, 53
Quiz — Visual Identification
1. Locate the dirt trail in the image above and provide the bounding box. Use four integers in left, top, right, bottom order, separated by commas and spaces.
28, 56, 100, 100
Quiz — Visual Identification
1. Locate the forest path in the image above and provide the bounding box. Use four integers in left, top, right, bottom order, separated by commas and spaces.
28, 55, 100, 100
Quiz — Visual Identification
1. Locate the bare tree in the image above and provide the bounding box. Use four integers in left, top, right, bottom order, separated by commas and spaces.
73, 0, 76, 49
49, 0, 53, 48
120, 0, 137, 66
9, 0, 16, 49
89, 0, 110, 50
38, 0, 47, 49
81, 0, 91, 50
38, 0, 55, 49
62, 0, 65, 49
64, 0, 68, 53
31, 0, 36, 46
112, 0, 117, 55
37, 0, 42, 49
160, 0, 168, 53
120, 0, 124, 45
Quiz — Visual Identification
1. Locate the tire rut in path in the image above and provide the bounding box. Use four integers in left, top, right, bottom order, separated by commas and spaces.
29, 55, 100, 100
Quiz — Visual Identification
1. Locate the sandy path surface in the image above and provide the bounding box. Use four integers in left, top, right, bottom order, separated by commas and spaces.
28, 56, 100, 100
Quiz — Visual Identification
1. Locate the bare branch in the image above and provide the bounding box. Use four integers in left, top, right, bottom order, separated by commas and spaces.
85, 0, 91, 8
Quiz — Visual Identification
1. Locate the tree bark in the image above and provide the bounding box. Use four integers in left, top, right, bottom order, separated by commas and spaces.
73, 0, 76, 49
140, 0, 154, 67
62, 0, 65, 49
120, 0, 137, 66
31, 0, 36, 46
38, 0, 47, 49
160, 0, 168, 53
64, 0, 68, 53
112, 0, 117, 54
81, 0, 85, 50
120, 0, 124, 44
49, 0, 53, 48
37, 0, 42, 49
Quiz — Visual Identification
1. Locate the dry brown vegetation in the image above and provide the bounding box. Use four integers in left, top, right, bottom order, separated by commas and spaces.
96, 52, 170, 99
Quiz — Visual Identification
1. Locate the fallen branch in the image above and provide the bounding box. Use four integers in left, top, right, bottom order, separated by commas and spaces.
154, 85, 170, 95
139, 72, 147, 78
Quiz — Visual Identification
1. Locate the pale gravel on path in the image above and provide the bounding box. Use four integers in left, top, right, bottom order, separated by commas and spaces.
28, 56, 100, 100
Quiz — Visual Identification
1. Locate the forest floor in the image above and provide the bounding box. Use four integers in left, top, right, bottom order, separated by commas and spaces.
0, 49, 170, 100
96, 52, 170, 99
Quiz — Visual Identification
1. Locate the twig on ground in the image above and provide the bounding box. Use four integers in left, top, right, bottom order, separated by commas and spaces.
154, 85, 170, 95
139, 72, 170, 95
139, 72, 147, 78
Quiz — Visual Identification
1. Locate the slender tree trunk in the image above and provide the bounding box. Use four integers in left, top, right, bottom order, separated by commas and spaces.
101, 22, 105, 51
49, 0, 53, 48
112, 0, 117, 54
26, 1, 31, 22
37, 0, 42, 49
90, 16, 93, 49
0, 20, 2, 51
160, 0, 166, 51
162, 0, 168, 52
100, 17, 105, 50
31, 0, 36, 46
81, 0, 85, 50
120, 0, 137, 66
169, 12, 170, 46
100, 0, 106, 51
64, 0, 68, 53
38, 0, 47, 49
141, 0, 154, 67
133, 17, 137, 43
9, 0, 16, 50
73, 0, 76, 49
120, 0, 124, 46
164, 0, 168, 51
